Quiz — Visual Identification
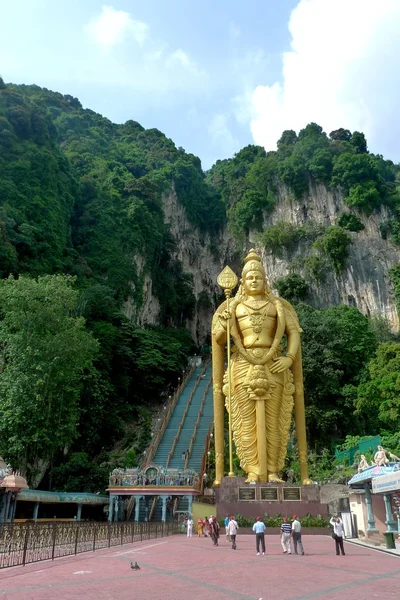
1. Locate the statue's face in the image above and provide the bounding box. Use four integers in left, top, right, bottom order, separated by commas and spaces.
243, 270, 265, 295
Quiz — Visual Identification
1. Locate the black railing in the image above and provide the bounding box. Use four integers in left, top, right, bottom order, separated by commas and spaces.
0, 521, 178, 569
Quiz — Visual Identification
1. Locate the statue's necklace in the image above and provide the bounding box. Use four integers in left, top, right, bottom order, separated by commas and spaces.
243, 301, 271, 335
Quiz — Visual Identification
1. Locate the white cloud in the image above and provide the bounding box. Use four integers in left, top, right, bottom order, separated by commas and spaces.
208, 114, 239, 156
86, 5, 148, 48
167, 49, 196, 71
247, 0, 400, 160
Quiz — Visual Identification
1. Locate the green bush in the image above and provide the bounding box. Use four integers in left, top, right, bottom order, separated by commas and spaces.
313, 226, 351, 274
224, 513, 329, 528
336, 213, 365, 232
304, 255, 329, 284
274, 273, 308, 301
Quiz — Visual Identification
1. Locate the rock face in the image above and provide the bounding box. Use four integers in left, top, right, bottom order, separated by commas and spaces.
133, 181, 400, 343
253, 182, 400, 331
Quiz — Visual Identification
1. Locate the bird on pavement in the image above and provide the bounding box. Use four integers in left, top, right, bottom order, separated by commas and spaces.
130, 561, 140, 570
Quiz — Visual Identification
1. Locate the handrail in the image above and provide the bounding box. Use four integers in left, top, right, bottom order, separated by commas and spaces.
149, 496, 159, 521
172, 497, 179, 516
198, 422, 214, 493
184, 378, 212, 470
125, 496, 136, 521
165, 363, 208, 468
143, 364, 196, 467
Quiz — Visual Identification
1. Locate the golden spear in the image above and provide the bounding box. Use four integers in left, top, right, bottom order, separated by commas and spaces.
217, 266, 238, 478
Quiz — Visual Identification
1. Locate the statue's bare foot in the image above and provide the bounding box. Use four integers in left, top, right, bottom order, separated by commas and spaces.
302, 478, 312, 485
268, 473, 284, 483
245, 472, 258, 483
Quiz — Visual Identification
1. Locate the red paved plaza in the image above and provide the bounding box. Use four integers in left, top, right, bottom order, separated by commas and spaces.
0, 534, 399, 600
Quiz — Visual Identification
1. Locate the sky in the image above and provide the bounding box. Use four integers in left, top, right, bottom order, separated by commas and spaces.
1, 0, 400, 169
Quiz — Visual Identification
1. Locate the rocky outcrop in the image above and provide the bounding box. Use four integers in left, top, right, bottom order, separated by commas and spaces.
253, 182, 400, 331
132, 181, 399, 342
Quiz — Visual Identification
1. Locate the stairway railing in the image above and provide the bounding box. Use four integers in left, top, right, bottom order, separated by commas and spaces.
184, 378, 212, 470
125, 496, 136, 521
165, 364, 208, 468
198, 422, 214, 493
149, 496, 159, 521
143, 364, 195, 467
172, 497, 179, 517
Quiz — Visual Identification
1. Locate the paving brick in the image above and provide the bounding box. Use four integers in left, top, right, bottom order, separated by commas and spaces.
0, 534, 399, 600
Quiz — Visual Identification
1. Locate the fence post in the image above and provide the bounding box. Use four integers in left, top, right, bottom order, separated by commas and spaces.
108, 523, 111, 548
93, 526, 96, 552
74, 525, 79, 555
22, 526, 29, 567
51, 524, 57, 561
120, 524, 124, 546
155, 524, 157, 539
140, 523, 143, 542
131, 522, 134, 543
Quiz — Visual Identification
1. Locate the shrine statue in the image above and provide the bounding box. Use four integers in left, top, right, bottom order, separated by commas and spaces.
373, 445, 390, 466
358, 455, 370, 472
212, 249, 311, 485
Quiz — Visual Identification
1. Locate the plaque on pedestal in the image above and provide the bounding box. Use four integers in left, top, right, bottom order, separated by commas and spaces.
238, 487, 256, 501
283, 487, 301, 501
260, 487, 278, 501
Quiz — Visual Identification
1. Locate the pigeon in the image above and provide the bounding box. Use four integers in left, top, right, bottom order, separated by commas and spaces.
130, 561, 140, 570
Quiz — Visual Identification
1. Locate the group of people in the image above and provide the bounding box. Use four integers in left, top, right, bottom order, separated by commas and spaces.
184, 513, 346, 556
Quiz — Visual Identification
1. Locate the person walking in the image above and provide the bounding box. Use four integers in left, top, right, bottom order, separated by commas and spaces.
291, 515, 304, 555
330, 514, 346, 555
203, 516, 210, 537
224, 514, 231, 542
187, 516, 193, 537
252, 516, 266, 555
210, 517, 220, 546
280, 517, 292, 554
197, 518, 203, 537
227, 515, 239, 549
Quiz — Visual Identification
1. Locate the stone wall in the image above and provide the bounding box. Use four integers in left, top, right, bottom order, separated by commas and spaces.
214, 477, 328, 520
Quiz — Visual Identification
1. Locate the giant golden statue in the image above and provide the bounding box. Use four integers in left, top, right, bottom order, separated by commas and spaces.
212, 249, 311, 485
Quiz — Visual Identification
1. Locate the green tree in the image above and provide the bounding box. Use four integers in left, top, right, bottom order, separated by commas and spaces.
0, 274, 98, 487
274, 273, 308, 301
356, 342, 400, 432
297, 304, 377, 446
313, 226, 351, 274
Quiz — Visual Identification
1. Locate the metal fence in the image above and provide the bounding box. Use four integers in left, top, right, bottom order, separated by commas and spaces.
0, 521, 178, 569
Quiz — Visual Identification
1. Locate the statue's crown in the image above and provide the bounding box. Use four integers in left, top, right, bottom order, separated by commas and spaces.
242, 249, 265, 277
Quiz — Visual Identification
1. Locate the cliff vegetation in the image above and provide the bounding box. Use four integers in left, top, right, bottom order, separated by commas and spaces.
1, 75, 400, 488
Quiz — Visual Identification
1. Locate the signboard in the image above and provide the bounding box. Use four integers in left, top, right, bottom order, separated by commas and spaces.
238, 487, 256, 501
260, 487, 278, 501
372, 471, 400, 494
283, 487, 301, 501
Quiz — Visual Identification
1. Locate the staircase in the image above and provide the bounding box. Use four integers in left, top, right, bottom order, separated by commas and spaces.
153, 364, 213, 471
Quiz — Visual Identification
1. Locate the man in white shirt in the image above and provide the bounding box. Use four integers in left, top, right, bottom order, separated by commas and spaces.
330, 514, 345, 555
291, 515, 305, 555
187, 516, 193, 537
227, 516, 239, 550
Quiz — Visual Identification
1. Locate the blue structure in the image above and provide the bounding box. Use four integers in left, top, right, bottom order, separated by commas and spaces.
348, 463, 399, 535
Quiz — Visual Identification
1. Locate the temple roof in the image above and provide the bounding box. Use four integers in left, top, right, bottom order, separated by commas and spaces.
348, 462, 400, 486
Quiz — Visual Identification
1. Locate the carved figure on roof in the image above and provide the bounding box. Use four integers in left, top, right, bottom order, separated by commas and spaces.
358, 455, 370, 472
373, 445, 390, 467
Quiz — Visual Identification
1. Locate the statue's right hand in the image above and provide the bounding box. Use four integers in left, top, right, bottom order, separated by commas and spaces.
218, 308, 232, 323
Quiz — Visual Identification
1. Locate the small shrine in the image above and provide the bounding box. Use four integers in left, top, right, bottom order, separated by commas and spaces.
107, 464, 201, 522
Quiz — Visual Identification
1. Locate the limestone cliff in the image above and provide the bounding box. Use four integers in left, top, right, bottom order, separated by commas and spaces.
135, 180, 400, 342
254, 182, 400, 331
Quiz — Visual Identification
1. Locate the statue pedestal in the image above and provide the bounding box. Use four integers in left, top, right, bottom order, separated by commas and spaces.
215, 477, 327, 520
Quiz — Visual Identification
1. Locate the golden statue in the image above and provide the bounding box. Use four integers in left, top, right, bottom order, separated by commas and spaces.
212, 249, 311, 485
